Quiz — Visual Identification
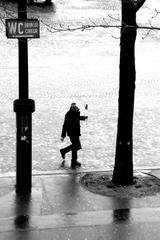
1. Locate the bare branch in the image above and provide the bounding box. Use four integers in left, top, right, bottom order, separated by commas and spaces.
142, 29, 152, 40
41, 17, 160, 35
151, 9, 160, 20
89, 18, 97, 26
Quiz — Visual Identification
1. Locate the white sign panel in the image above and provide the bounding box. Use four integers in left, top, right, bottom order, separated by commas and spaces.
6, 19, 40, 38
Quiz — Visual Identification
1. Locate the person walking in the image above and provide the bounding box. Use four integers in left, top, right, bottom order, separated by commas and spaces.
60, 103, 88, 169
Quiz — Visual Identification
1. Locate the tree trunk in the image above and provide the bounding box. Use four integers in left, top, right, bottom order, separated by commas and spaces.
112, 0, 145, 185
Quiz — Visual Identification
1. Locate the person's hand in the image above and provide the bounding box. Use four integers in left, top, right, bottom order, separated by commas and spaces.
61, 137, 64, 142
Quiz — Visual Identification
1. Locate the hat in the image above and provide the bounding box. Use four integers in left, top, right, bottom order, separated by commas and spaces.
70, 103, 76, 108
70, 103, 79, 111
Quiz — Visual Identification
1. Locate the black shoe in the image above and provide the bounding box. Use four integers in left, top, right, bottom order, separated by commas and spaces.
60, 150, 65, 159
71, 161, 81, 169
71, 163, 76, 169
60, 160, 65, 167
75, 161, 81, 167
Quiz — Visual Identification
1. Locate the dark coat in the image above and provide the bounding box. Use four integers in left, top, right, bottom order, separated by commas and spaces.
61, 109, 86, 138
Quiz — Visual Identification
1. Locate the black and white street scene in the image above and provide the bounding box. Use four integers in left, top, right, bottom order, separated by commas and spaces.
1, 0, 160, 239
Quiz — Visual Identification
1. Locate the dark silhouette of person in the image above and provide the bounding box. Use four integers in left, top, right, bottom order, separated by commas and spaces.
60, 103, 88, 169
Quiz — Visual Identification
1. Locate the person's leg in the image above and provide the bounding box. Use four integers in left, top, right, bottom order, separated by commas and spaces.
71, 151, 81, 168
71, 149, 78, 169
71, 148, 77, 162
70, 137, 82, 168
60, 144, 72, 159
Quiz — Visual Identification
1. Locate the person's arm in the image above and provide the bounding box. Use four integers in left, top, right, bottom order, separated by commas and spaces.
79, 116, 88, 121
61, 115, 67, 140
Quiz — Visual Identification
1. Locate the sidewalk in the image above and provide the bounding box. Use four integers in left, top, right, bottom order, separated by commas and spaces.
0, 168, 160, 240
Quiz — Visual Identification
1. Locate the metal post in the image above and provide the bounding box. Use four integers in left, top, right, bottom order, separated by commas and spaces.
14, 0, 35, 193
18, 38, 29, 99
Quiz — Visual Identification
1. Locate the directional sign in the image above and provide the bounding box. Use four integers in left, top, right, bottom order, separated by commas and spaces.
6, 19, 40, 39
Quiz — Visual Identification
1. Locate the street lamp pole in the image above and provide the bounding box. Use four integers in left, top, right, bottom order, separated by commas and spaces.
14, 0, 35, 193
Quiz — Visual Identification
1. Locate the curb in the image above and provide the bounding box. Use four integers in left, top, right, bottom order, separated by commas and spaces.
1, 166, 160, 178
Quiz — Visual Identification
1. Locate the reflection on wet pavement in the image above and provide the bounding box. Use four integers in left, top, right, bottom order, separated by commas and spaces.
113, 209, 130, 223
0, 0, 160, 174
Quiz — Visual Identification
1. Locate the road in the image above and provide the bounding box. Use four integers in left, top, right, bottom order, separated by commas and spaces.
0, 0, 160, 173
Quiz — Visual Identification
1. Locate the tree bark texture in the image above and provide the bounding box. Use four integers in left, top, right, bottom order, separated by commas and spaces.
112, 0, 145, 185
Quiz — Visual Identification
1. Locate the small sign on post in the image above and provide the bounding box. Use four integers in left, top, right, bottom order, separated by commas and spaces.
6, 19, 40, 39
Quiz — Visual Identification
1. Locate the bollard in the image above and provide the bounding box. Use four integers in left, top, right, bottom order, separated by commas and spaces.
14, 99, 35, 193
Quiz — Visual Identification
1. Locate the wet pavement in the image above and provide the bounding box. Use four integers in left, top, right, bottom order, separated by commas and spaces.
1, 169, 160, 239
0, 0, 160, 174
1, 1, 160, 239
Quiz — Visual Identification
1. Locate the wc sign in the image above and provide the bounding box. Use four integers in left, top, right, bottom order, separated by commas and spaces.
6, 19, 40, 39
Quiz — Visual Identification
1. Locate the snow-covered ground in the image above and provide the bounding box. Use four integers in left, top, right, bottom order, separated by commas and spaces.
0, 0, 160, 174
145, 0, 160, 10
